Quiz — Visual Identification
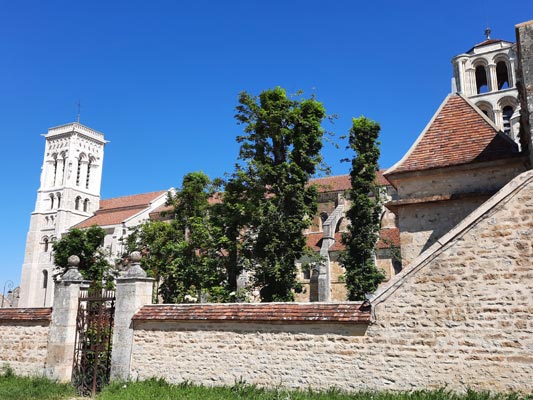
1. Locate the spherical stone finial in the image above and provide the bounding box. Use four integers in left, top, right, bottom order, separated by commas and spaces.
67, 255, 80, 267
123, 251, 147, 279
130, 251, 142, 263
63, 255, 83, 282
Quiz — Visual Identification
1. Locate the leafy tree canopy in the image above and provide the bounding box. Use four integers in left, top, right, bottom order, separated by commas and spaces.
52, 225, 115, 289
228, 87, 327, 301
340, 116, 385, 300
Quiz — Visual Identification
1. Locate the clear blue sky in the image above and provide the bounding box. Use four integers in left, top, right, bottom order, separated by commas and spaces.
1, 0, 531, 290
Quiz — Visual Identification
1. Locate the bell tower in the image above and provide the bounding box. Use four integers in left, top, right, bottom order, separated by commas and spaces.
18, 123, 108, 307
451, 29, 521, 145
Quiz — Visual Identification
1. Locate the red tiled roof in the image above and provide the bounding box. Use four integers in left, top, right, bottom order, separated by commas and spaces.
376, 228, 400, 249
133, 303, 370, 324
309, 171, 389, 192
306, 231, 344, 251
0, 308, 52, 322
75, 190, 167, 228
385, 94, 519, 176
306, 227, 399, 252
99, 191, 168, 210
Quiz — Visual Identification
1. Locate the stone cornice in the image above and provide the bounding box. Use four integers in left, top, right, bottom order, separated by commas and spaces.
45, 123, 108, 144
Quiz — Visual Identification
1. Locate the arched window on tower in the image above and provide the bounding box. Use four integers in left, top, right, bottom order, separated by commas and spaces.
502, 106, 514, 135
496, 61, 510, 90
75, 196, 81, 210
49, 193, 55, 209
83, 198, 89, 212
476, 102, 494, 122
43, 237, 49, 253
475, 65, 488, 94
86, 159, 92, 189
76, 158, 82, 186
56, 193, 61, 209
53, 155, 58, 186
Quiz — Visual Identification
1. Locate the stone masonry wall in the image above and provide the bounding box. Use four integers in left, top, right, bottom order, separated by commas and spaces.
129, 171, 533, 393
0, 309, 51, 376
397, 196, 489, 266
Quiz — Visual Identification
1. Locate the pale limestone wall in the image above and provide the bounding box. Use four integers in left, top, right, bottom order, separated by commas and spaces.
394, 159, 525, 200
397, 197, 487, 266
0, 322, 49, 376
393, 159, 527, 266
129, 171, 532, 393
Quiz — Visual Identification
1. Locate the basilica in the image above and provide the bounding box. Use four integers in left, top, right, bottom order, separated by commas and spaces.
18, 27, 532, 307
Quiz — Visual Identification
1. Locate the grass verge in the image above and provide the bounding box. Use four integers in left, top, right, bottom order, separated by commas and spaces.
0, 367, 76, 400
98, 379, 532, 400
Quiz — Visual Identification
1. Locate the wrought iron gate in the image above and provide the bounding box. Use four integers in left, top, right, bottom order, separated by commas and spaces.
72, 289, 116, 396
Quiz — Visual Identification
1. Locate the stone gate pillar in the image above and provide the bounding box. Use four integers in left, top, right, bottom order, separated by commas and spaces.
45, 256, 87, 382
110, 252, 154, 381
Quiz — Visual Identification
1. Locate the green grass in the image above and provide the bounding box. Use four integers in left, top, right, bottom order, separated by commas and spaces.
97, 379, 533, 400
0, 368, 531, 400
0, 367, 76, 400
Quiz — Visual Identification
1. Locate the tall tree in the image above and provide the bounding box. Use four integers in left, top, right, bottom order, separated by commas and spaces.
231, 87, 327, 301
52, 226, 115, 289
340, 116, 385, 300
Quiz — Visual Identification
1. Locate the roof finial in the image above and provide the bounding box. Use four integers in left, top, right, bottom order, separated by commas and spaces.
484, 27, 491, 40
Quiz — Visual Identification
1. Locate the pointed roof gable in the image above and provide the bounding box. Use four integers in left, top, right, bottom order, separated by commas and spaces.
74, 190, 168, 228
466, 38, 514, 53
385, 94, 519, 176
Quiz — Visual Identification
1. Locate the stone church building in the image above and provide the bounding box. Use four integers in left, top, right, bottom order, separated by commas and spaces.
18, 23, 533, 308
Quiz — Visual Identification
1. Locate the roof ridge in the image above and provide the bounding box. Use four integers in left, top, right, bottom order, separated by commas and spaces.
101, 190, 167, 202
384, 93, 518, 177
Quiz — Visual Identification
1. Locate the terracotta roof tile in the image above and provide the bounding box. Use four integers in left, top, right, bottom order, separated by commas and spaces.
75, 190, 167, 228
386, 95, 519, 175
133, 303, 370, 324
376, 227, 400, 249
99, 191, 168, 210
306, 228, 399, 252
309, 171, 389, 192
0, 308, 52, 322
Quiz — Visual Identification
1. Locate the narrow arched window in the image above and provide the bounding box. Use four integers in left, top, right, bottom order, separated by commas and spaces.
86, 160, 92, 189
83, 198, 89, 212
42, 270, 48, 289
43, 237, 49, 252
476, 102, 494, 122
56, 193, 61, 209
76, 159, 82, 186
53, 157, 58, 186
75, 196, 81, 210
50, 194, 55, 209
496, 61, 510, 90
475, 65, 488, 94
502, 106, 514, 135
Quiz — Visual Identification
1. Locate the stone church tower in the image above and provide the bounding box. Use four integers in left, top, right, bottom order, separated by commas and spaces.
451, 29, 521, 144
18, 123, 107, 307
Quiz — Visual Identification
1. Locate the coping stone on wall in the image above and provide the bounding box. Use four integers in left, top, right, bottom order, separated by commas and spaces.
133, 302, 371, 324
0, 308, 52, 322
